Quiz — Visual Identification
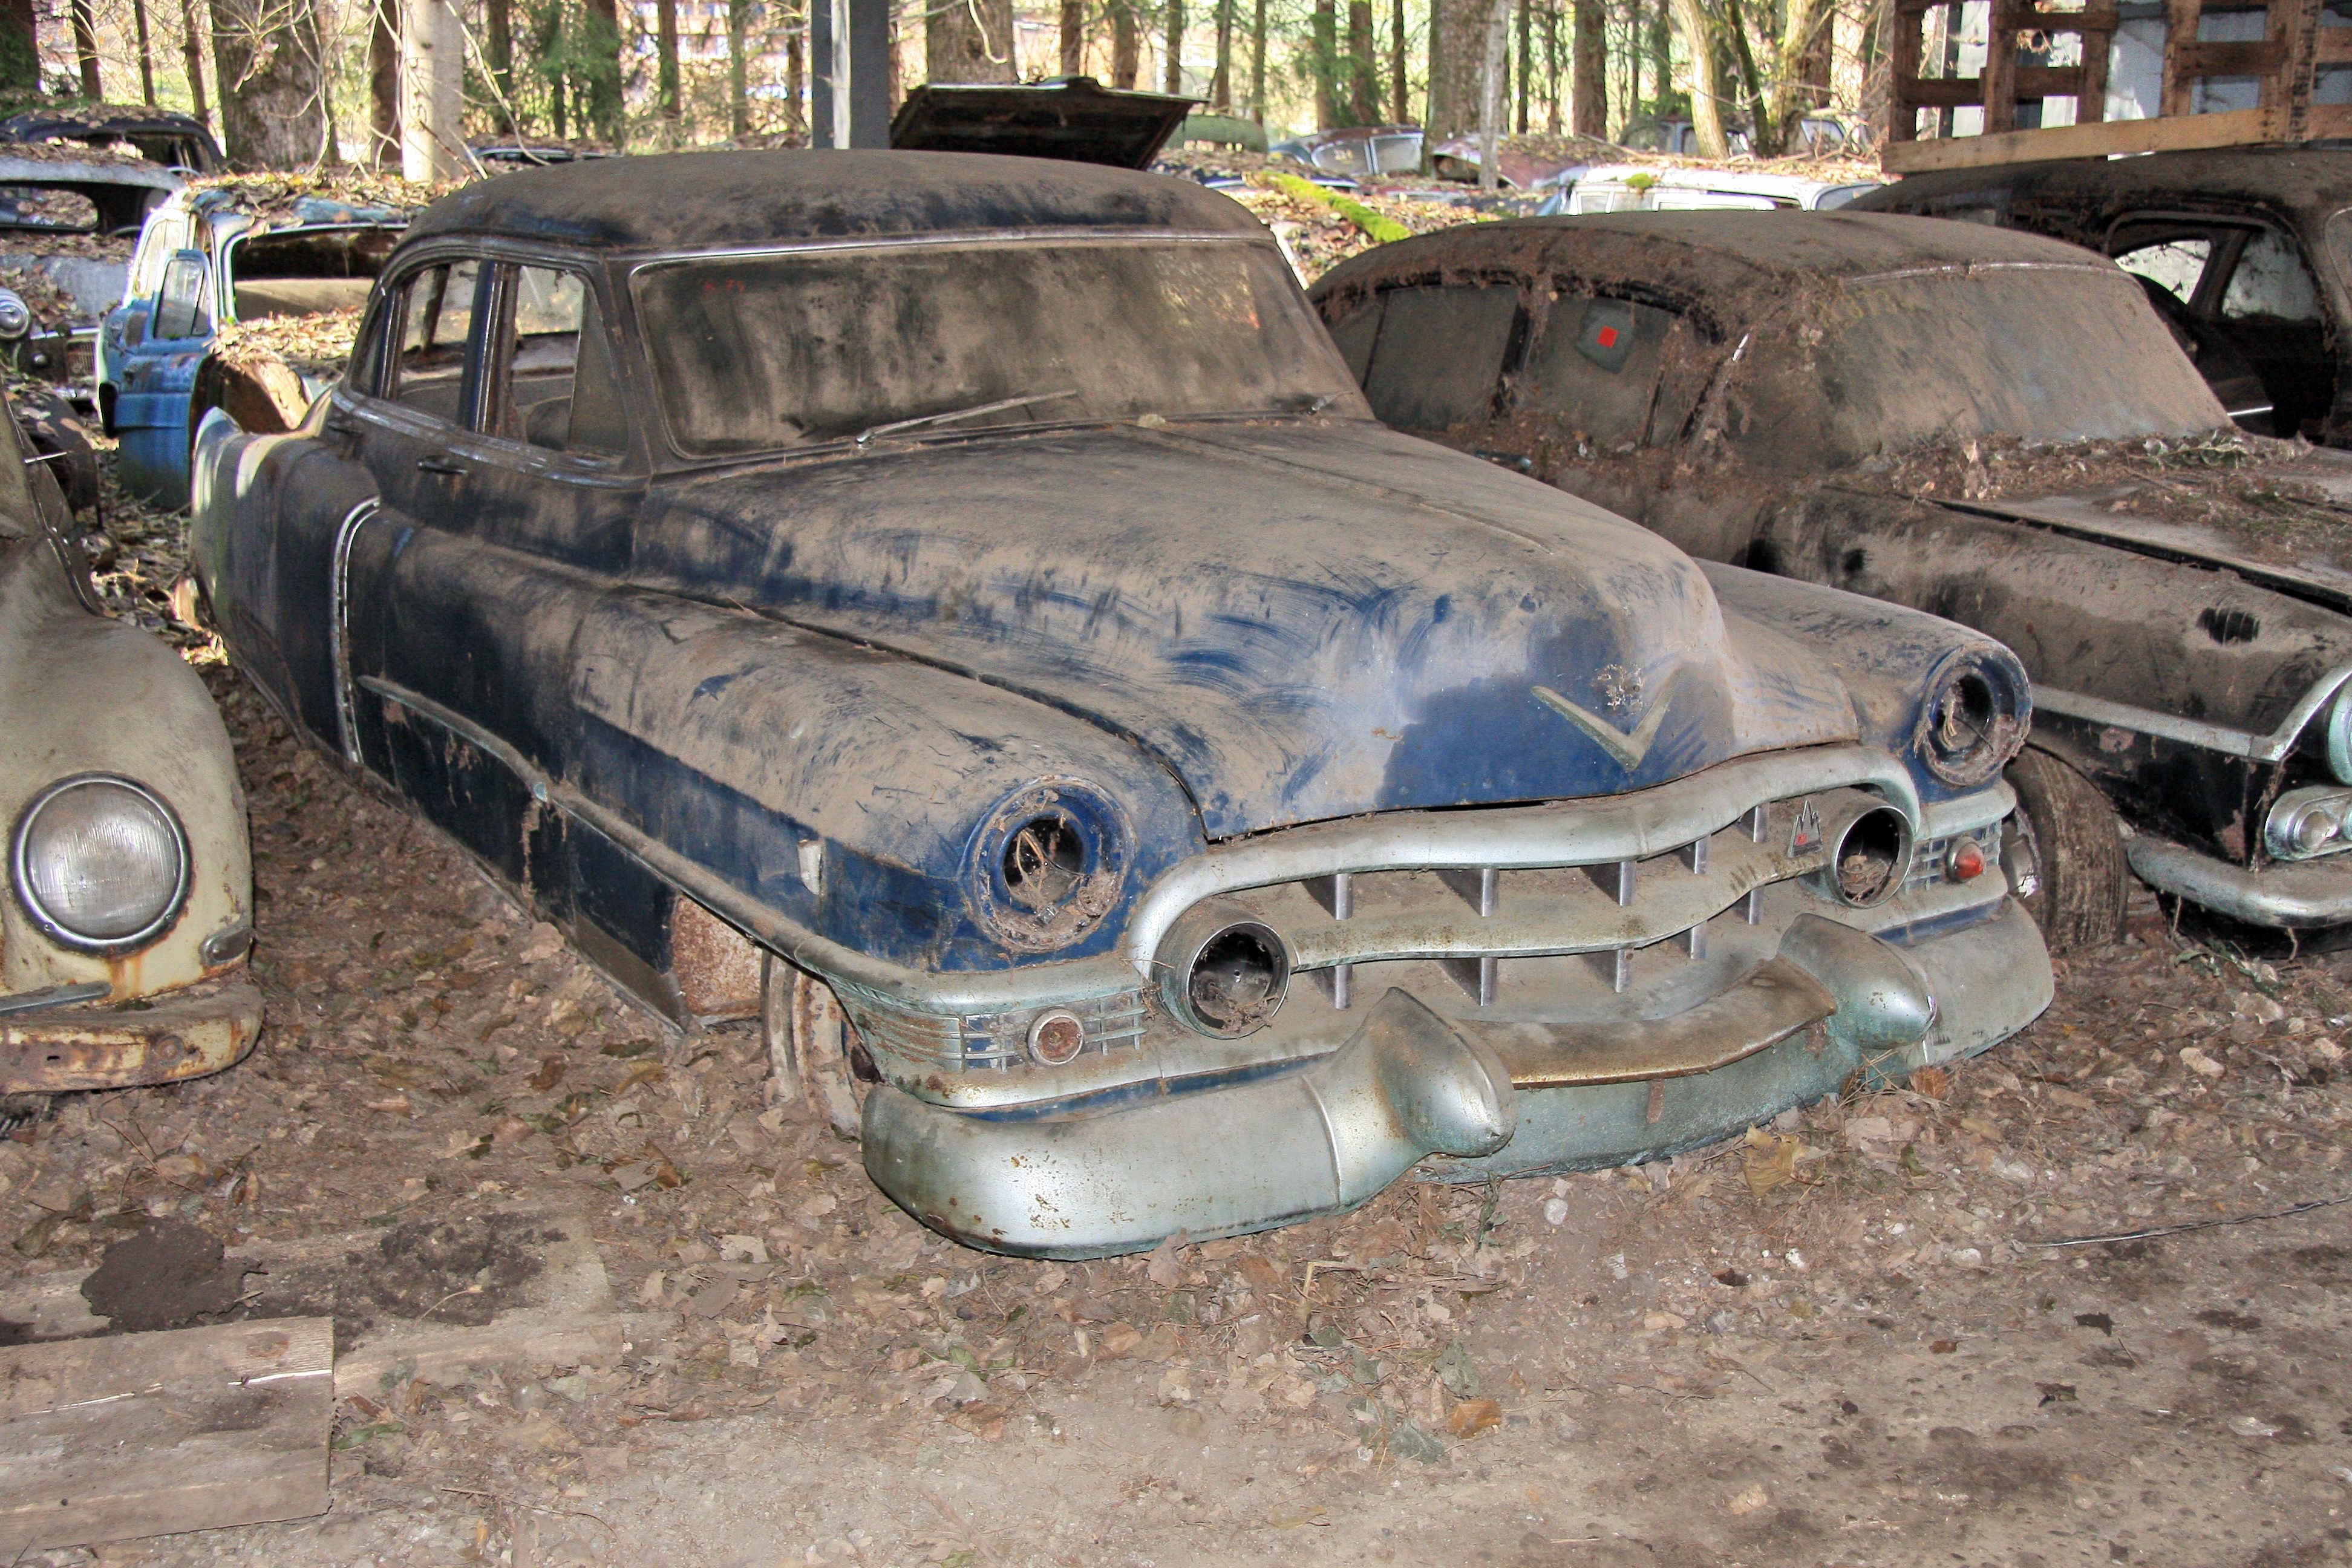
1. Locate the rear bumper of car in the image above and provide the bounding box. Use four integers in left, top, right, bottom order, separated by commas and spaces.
863, 898, 2050, 1258
2126, 833, 2352, 928
0, 976, 261, 1093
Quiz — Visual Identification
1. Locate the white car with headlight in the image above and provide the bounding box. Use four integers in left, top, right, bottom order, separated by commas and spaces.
1, 391, 257, 1100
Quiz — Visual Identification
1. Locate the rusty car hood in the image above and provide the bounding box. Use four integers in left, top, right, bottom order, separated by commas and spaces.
1922, 456, 2352, 616
631, 420, 1861, 838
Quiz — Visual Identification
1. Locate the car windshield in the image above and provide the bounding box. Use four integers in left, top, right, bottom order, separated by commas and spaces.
632, 237, 1365, 456
1733, 265, 2226, 468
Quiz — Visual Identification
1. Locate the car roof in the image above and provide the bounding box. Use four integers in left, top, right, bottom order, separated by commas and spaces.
1312, 209, 2107, 313
403, 149, 1264, 252
1851, 145, 2352, 223
0, 106, 212, 140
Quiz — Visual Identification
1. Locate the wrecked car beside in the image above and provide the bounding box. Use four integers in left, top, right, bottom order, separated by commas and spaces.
100, 177, 417, 508
2, 387, 259, 1099
1312, 210, 2352, 944
192, 152, 2048, 1256
1851, 148, 2352, 445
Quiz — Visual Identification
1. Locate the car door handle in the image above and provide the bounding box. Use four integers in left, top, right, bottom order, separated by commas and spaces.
416, 456, 466, 475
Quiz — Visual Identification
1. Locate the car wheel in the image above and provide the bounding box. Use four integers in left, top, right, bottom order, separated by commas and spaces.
760, 957, 868, 1138
2004, 747, 2125, 952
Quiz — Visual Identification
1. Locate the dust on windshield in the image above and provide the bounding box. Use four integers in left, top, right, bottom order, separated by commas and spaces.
1730, 264, 2227, 469
631, 238, 1367, 457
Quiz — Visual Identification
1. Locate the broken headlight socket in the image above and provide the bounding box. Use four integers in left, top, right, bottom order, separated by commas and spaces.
2264, 786, 2352, 860
1155, 901, 1290, 1038
1025, 1008, 1088, 1066
1802, 794, 1916, 909
1914, 652, 2027, 788
967, 778, 1129, 953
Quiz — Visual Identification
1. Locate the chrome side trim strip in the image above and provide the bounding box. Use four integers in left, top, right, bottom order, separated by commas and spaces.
2033, 665, 2352, 763
328, 497, 380, 766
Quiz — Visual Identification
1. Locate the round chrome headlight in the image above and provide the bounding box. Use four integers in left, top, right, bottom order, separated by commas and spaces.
0, 289, 33, 341
1915, 650, 2029, 788
2325, 681, 2352, 785
11, 776, 190, 952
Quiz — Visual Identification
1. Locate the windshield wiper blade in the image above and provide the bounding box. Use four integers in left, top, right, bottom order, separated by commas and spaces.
853, 389, 1080, 447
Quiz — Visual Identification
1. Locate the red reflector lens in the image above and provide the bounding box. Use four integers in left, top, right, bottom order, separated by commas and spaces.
1596, 326, 1620, 348
1950, 839, 1987, 881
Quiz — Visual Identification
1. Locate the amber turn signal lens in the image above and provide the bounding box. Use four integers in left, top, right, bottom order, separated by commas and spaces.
1949, 838, 1987, 881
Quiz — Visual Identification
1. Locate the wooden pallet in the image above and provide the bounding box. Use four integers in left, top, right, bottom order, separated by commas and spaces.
1884, 0, 2352, 173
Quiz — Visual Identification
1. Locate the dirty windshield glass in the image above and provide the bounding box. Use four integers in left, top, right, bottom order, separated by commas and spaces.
633, 239, 1365, 456
1734, 267, 2226, 469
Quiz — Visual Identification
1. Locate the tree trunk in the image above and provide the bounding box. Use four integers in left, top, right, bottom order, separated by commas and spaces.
731, 0, 751, 136
1347, 0, 1376, 122
214, 0, 328, 168
133, 0, 155, 103
1108, 0, 1138, 85
1161, 0, 1183, 93
1667, 0, 1727, 152
658, 0, 681, 125
930, 0, 1015, 82
1477, 0, 1508, 187
1428, 0, 1488, 136
369, 0, 399, 163
397, 0, 462, 177
1060, 0, 1085, 73
583, 0, 624, 144
1756, 0, 1830, 150
1312, 0, 1335, 126
0, 0, 36, 92
71, 0, 101, 98
486, 0, 514, 131
1212, 0, 1233, 108
786, 3, 805, 132
1389, 0, 1406, 122
1250, 0, 1266, 112
1514, 0, 1529, 131
1543, 0, 1559, 129
1648, 0, 1668, 116
535, 0, 566, 139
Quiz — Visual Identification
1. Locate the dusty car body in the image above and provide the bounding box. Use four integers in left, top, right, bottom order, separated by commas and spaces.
2, 390, 258, 1094
192, 152, 2047, 1256
100, 181, 412, 507
0, 106, 223, 175
0, 149, 181, 386
1312, 211, 2352, 941
1851, 148, 2352, 445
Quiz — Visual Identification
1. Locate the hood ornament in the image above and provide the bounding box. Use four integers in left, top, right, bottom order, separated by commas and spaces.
1533, 666, 1681, 769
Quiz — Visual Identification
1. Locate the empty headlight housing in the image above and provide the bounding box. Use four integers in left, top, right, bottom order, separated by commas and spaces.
1155, 901, 1290, 1037
11, 775, 190, 953
965, 777, 1129, 952
1914, 650, 2030, 788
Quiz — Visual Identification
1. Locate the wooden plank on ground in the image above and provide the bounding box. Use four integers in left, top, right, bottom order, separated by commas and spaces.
1880, 104, 2275, 172
0, 1317, 332, 1553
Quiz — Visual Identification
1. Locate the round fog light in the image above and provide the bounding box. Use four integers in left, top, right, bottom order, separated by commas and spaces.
1027, 1008, 1087, 1066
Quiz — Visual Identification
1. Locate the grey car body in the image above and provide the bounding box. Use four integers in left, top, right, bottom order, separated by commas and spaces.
1311, 209, 2352, 938
1850, 147, 2352, 446
191, 152, 2047, 1257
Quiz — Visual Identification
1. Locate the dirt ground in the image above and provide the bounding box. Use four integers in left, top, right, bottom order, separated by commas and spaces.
13, 502, 2352, 1567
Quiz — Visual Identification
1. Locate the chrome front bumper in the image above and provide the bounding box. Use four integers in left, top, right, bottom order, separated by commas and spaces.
2126, 832, 2352, 928
864, 899, 2051, 1257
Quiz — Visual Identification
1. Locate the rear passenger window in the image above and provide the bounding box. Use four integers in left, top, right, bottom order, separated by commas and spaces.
2221, 229, 2324, 322
390, 259, 480, 421
487, 266, 626, 456
1357, 284, 1518, 434
2116, 237, 2213, 305
1520, 294, 1707, 448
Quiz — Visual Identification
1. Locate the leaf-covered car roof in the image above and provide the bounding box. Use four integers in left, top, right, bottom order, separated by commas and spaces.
186, 171, 459, 229
404, 149, 1263, 253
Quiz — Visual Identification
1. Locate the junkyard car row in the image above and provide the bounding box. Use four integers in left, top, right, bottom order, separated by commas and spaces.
11, 137, 2349, 1257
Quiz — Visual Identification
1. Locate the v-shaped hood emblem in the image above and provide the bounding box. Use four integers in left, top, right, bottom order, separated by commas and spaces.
1532, 668, 1682, 769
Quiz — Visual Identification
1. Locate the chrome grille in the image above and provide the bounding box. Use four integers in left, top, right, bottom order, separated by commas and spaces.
849, 990, 1150, 1073
1905, 826, 2000, 895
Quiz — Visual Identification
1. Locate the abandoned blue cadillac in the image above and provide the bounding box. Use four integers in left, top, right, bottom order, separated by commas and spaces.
189, 151, 2051, 1256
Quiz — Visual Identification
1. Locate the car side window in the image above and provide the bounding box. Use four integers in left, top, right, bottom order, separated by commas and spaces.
2220, 229, 2324, 322
485, 264, 626, 456
1520, 293, 1707, 448
390, 259, 481, 422
2115, 237, 2212, 305
151, 250, 210, 339
1356, 284, 1518, 434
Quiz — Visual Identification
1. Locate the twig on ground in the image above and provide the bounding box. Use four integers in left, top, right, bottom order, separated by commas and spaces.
2035, 1191, 2352, 1247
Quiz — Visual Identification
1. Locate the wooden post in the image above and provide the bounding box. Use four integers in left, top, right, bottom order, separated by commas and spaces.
1888, 0, 1924, 142
1981, 0, 2017, 132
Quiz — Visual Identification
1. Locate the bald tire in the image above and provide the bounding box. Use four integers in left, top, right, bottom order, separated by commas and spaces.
2004, 747, 2126, 953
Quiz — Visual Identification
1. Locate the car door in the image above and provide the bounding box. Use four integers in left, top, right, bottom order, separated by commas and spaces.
110, 221, 214, 507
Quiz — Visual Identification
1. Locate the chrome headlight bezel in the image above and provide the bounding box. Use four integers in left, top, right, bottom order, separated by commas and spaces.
10, 774, 192, 955
964, 777, 1129, 953
2325, 680, 2352, 786
0, 288, 33, 341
